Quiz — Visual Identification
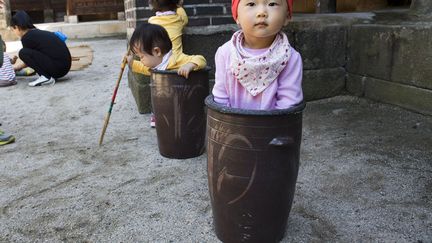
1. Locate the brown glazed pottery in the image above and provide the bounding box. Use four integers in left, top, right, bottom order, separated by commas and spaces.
205, 95, 305, 242
150, 68, 210, 159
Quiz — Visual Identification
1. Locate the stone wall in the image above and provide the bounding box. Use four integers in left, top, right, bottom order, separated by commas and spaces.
183, 16, 432, 115
125, 1, 431, 116
347, 22, 432, 115
182, 18, 351, 102
127, 14, 356, 114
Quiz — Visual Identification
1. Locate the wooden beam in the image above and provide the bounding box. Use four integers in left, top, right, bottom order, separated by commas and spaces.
315, 0, 337, 13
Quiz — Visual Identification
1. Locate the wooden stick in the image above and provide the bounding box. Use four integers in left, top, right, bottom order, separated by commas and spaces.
98, 49, 130, 146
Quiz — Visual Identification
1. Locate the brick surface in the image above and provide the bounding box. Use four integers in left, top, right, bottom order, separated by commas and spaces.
185, 0, 209, 4
196, 6, 224, 15
184, 7, 195, 16
212, 16, 235, 25
125, 0, 231, 28
188, 17, 211, 26
135, 9, 153, 19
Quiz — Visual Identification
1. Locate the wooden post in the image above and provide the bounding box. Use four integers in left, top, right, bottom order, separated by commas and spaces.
315, 0, 337, 13
65, 0, 78, 23
66, 0, 73, 16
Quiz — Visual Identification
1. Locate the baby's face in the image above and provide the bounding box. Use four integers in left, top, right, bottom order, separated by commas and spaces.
237, 0, 289, 40
132, 45, 163, 68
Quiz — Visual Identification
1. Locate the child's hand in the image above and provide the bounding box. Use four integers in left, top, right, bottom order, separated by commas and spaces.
11, 55, 18, 64
178, 62, 197, 79
13, 62, 26, 71
125, 53, 134, 68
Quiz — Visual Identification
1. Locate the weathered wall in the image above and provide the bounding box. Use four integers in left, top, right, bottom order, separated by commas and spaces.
124, 1, 432, 115
345, 1, 432, 115
184, 15, 432, 115
347, 23, 432, 115
182, 17, 351, 101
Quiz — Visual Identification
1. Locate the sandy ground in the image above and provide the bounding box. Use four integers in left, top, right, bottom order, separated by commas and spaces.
0, 37, 431, 242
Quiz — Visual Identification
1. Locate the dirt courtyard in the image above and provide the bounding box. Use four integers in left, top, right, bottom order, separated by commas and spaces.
0, 37, 431, 242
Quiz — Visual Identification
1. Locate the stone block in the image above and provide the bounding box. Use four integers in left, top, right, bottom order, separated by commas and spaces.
287, 21, 348, 70
303, 67, 346, 101
364, 76, 432, 115
390, 24, 432, 90
347, 24, 394, 81
183, 29, 234, 77
349, 23, 432, 90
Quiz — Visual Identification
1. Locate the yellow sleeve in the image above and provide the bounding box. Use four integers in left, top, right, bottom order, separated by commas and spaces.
176, 7, 188, 27
131, 60, 151, 76
176, 53, 207, 71
190, 55, 207, 70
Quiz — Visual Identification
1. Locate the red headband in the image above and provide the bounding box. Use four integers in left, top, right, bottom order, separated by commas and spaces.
231, 0, 293, 21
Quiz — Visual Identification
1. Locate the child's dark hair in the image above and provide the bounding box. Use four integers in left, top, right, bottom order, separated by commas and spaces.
149, 0, 179, 12
11, 11, 36, 30
129, 23, 172, 55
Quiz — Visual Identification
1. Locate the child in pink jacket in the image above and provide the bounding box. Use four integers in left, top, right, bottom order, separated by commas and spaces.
212, 0, 303, 110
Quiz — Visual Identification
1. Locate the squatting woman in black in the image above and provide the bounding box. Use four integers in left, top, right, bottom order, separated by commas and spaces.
11, 11, 71, 86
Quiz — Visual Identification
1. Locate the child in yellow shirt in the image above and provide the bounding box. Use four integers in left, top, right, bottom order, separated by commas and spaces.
128, 0, 205, 127
148, 0, 187, 56
127, 23, 207, 127
127, 23, 206, 78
